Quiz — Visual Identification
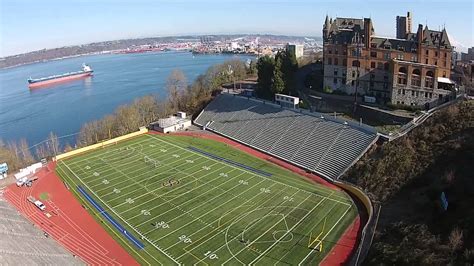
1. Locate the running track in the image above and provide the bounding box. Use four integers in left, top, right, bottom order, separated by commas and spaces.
3, 162, 138, 266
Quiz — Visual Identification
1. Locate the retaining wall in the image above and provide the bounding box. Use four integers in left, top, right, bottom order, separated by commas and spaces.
55, 128, 148, 161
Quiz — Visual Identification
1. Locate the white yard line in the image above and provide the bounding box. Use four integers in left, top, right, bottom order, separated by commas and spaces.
151, 177, 267, 243
119, 164, 232, 216
249, 192, 336, 265
132, 170, 245, 225
59, 161, 181, 265
221, 193, 314, 264
163, 182, 281, 252
147, 134, 350, 206
298, 204, 352, 265
179, 189, 305, 264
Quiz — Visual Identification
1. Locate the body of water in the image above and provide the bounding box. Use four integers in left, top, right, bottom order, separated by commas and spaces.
0, 51, 254, 146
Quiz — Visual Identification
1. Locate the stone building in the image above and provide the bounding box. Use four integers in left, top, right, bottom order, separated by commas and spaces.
322, 13, 455, 108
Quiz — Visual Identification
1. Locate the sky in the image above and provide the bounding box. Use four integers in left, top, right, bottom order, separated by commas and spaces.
1, 0, 473, 57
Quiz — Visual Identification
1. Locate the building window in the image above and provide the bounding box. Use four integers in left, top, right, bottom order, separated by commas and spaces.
370, 51, 377, 58
411, 55, 417, 62
352, 60, 360, 67
426, 50, 429, 56
328, 58, 332, 65
343, 59, 347, 66
335, 48, 338, 54
328, 48, 332, 54
435, 60, 438, 65
398, 89, 401, 94
384, 53, 390, 59
411, 90, 415, 96
334, 58, 339, 65
425, 92, 428, 97
443, 71, 446, 77
351, 80, 355, 86
352, 48, 361, 57
352, 71, 356, 78
334, 69, 338, 76
443, 61, 447, 67
370, 62, 376, 68
445, 52, 447, 58
371, 43, 377, 48
342, 78, 346, 84
377, 62, 383, 69
402, 89, 406, 95
425, 59, 429, 64
435, 51, 438, 56
397, 54, 404, 60
333, 78, 337, 84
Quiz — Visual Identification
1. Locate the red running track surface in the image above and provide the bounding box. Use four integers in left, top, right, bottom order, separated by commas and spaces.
3, 162, 138, 266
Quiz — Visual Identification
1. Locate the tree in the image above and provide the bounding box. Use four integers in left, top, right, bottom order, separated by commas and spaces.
256, 55, 275, 99
166, 69, 187, 112
281, 50, 298, 95
18, 139, 34, 164
272, 54, 285, 94
47, 132, 60, 156
448, 228, 464, 254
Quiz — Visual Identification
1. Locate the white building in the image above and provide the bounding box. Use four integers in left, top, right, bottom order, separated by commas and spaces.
150, 112, 191, 133
275, 94, 300, 108
286, 43, 304, 59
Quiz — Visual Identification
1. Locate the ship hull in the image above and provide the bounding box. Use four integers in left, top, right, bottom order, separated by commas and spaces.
28, 72, 93, 89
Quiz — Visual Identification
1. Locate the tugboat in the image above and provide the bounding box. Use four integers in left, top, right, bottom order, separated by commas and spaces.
28, 64, 93, 89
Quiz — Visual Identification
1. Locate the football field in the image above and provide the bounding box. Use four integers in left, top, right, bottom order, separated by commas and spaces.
56, 134, 357, 265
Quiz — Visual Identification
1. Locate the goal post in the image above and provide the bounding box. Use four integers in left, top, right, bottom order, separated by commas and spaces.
308, 217, 326, 252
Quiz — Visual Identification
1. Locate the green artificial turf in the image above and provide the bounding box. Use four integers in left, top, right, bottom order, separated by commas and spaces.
56, 134, 357, 265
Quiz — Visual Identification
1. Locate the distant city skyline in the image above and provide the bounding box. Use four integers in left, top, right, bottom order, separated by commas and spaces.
1, 0, 473, 57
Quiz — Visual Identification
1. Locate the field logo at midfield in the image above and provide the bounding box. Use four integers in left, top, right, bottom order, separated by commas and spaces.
162, 179, 180, 187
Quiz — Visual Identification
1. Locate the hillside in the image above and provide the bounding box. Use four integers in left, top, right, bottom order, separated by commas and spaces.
343, 100, 474, 265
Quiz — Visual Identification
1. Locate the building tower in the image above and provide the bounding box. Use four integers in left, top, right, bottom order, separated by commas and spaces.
396, 11, 412, 39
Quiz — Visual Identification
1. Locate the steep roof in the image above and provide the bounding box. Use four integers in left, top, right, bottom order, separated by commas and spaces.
325, 17, 369, 44
371, 37, 418, 52
422, 27, 451, 48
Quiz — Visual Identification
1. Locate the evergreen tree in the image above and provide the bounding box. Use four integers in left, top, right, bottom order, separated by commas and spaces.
256, 56, 275, 99
272, 53, 285, 94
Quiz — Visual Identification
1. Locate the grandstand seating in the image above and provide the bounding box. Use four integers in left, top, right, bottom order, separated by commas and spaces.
0, 196, 80, 265
195, 93, 378, 180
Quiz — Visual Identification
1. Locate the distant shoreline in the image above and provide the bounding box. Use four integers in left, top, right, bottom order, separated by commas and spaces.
0, 52, 104, 70
0, 34, 321, 69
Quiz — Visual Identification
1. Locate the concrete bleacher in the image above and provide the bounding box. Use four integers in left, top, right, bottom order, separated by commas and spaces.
195, 93, 378, 180
0, 194, 82, 265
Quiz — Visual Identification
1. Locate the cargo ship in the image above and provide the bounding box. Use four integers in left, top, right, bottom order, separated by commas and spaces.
28, 64, 93, 89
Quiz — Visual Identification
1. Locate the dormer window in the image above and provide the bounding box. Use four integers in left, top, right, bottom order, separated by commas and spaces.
371, 43, 377, 48
384, 44, 391, 49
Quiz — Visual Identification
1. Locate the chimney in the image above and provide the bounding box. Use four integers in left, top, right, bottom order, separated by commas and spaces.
417, 24, 423, 44
364, 18, 372, 48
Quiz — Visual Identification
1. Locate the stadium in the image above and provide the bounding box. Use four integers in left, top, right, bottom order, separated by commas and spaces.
2, 92, 378, 265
